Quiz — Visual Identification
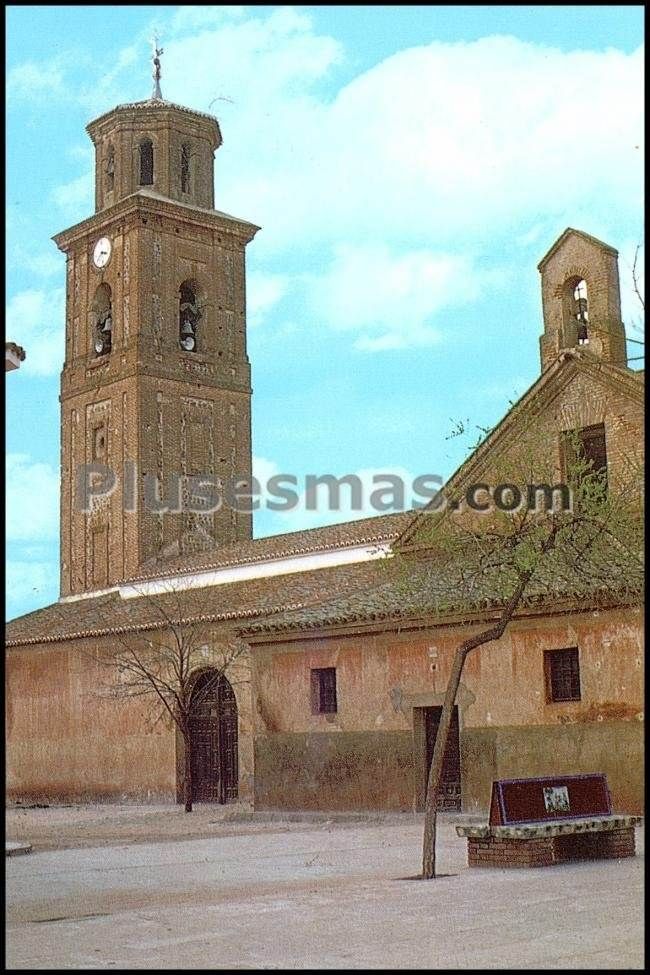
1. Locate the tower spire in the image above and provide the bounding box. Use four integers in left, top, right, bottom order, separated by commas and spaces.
151, 35, 163, 100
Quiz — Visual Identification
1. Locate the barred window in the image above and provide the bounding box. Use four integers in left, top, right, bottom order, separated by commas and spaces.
545, 648, 581, 703
311, 667, 337, 714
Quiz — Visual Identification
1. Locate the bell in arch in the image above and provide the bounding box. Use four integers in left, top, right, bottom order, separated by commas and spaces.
573, 279, 590, 346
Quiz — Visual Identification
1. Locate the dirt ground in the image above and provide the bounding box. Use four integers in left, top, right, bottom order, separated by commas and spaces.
6, 804, 644, 970
5, 802, 405, 852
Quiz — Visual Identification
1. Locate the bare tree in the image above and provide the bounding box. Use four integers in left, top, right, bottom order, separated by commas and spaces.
391, 415, 644, 879
93, 581, 249, 812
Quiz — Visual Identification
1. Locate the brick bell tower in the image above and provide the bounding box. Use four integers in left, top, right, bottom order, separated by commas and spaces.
537, 228, 628, 373
54, 80, 259, 597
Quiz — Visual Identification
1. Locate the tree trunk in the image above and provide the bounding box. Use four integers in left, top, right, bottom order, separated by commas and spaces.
421, 562, 542, 878
183, 729, 193, 813
422, 643, 468, 878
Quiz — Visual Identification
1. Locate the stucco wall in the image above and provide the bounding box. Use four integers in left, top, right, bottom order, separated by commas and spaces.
254, 731, 415, 811
6, 639, 176, 802
6, 608, 642, 811
6, 631, 255, 806
462, 721, 643, 814
252, 607, 644, 813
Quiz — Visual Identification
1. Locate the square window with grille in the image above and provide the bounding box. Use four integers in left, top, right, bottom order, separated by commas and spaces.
545, 648, 581, 703
311, 667, 337, 714
562, 423, 608, 492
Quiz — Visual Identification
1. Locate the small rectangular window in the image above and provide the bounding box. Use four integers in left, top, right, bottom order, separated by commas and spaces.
562, 423, 608, 492
310, 667, 337, 714
545, 648, 581, 703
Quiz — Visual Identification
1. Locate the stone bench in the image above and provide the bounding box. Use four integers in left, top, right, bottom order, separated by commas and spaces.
457, 815, 642, 868
457, 774, 642, 868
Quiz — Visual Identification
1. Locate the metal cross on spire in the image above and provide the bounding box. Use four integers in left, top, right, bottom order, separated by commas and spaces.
151, 35, 164, 100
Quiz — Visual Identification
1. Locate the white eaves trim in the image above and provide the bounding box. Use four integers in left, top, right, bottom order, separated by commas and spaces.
60, 585, 118, 604
58, 541, 392, 603
119, 542, 392, 599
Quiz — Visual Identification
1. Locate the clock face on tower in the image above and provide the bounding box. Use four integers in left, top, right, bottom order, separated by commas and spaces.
92, 236, 112, 269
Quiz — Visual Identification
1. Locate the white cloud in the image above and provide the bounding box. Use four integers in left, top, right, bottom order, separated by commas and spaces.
9, 16, 643, 253
103, 16, 638, 349
52, 172, 94, 213
199, 32, 642, 256
6, 454, 60, 542
67, 142, 94, 164
170, 5, 246, 33
6, 287, 66, 375
306, 244, 491, 350
158, 5, 342, 127
8, 246, 64, 278
247, 272, 289, 326
7, 16, 644, 357
7, 59, 67, 101
11, 17, 642, 259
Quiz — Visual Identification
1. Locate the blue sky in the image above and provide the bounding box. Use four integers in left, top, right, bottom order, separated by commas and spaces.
6, 5, 644, 620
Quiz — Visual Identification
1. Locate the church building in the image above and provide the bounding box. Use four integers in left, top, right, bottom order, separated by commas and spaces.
6, 86, 644, 815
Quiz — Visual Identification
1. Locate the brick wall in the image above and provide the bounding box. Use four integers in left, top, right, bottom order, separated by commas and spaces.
539, 230, 627, 370
58, 180, 256, 594
467, 828, 636, 868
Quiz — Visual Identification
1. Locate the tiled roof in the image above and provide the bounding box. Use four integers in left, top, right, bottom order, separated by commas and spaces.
243, 550, 643, 636
87, 98, 221, 129
7, 528, 641, 647
5, 560, 386, 647
130, 512, 413, 582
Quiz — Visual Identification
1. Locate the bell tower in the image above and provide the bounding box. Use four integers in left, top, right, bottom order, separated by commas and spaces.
537, 228, 628, 372
54, 91, 259, 597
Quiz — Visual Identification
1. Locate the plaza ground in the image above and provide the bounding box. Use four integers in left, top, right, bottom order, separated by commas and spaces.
6, 804, 644, 970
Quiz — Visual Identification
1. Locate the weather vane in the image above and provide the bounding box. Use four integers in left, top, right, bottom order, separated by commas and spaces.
151, 35, 164, 100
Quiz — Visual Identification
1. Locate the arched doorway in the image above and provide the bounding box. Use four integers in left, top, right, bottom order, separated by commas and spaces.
188, 670, 238, 803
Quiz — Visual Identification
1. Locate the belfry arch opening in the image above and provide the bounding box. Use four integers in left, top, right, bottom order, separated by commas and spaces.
179, 279, 202, 352
563, 276, 590, 349
91, 283, 112, 356
185, 669, 238, 804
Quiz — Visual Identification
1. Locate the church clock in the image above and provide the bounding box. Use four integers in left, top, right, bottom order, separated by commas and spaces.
92, 236, 112, 269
